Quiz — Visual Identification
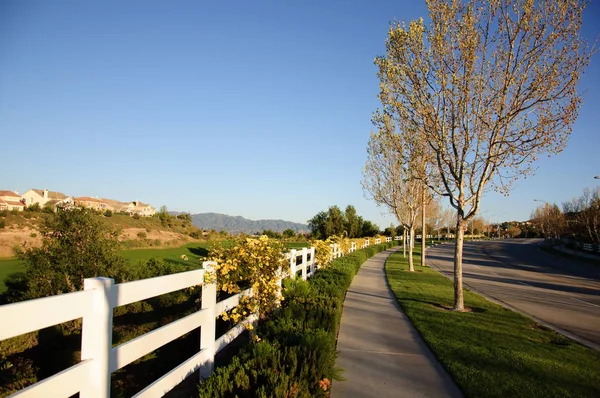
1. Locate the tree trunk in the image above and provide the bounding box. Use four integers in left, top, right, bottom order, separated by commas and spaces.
403, 229, 406, 258
408, 227, 415, 271
453, 218, 466, 311
421, 197, 426, 267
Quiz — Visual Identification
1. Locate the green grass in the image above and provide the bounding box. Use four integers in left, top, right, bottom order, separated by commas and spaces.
386, 247, 600, 398
0, 239, 309, 293
121, 242, 214, 266
0, 258, 26, 293
284, 241, 309, 249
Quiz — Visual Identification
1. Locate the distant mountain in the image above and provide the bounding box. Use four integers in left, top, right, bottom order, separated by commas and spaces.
190, 212, 308, 234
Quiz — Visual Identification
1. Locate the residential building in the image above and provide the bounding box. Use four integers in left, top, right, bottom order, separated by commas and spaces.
73, 197, 114, 212
102, 198, 156, 217
0, 190, 25, 211
21, 189, 70, 209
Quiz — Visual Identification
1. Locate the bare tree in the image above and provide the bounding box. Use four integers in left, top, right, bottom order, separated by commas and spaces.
563, 187, 600, 244
375, 0, 592, 310
531, 203, 565, 243
362, 126, 427, 271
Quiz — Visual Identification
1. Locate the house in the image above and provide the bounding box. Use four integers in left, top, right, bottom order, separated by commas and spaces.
102, 198, 156, 217
131, 201, 156, 217
0, 190, 25, 211
21, 189, 70, 209
73, 197, 114, 212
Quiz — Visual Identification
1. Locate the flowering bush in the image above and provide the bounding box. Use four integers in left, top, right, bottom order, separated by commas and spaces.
205, 235, 287, 324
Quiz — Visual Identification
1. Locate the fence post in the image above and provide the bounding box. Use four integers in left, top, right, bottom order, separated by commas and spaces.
200, 261, 217, 379
81, 277, 114, 398
276, 266, 283, 304
290, 249, 297, 278
301, 248, 308, 280
310, 247, 315, 276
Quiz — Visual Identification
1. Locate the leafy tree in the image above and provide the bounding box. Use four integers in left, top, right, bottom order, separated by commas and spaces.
374, 0, 591, 310
308, 211, 328, 239
344, 205, 361, 238
16, 207, 126, 300
325, 205, 345, 237
261, 229, 282, 239
360, 220, 380, 238
282, 229, 296, 239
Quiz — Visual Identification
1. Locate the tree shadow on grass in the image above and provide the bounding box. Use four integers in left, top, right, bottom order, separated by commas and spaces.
187, 247, 208, 257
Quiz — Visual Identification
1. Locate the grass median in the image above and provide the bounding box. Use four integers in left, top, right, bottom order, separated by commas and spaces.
385, 248, 600, 398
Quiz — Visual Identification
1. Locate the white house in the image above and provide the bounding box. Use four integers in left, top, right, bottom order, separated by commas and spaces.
21, 189, 70, 208
0, 190, 25, 211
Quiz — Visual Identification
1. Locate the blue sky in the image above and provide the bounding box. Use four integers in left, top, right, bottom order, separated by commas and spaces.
1, 1, 599, 229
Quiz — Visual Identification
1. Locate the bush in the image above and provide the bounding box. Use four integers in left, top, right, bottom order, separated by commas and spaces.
0, 210, 7, 217
137, 231, 147, 239
26, 203, 41, 212
29, 233, 37, 238
0, 220, 5, 229
198, 241, 397, 397
104, 209, 113, 217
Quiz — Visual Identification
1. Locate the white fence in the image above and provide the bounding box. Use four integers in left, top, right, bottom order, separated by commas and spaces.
0, 238, 390, 397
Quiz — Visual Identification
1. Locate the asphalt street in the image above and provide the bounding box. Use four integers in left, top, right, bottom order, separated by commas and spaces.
426, 239, 600, 348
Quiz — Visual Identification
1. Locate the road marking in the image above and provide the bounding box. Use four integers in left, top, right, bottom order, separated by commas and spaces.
571, 297, 600, 308
516, 281, 532, 287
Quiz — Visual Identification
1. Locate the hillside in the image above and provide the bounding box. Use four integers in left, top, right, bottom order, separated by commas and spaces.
0, 210, 202, 258
191, 212, 308, 234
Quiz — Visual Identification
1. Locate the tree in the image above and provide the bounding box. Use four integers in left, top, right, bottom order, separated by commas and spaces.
325, 205, 345, 237
16, 207, 126, 300
508, 224, 522, 238
362, 129, 427, 271
158, 205, 170, 225
344, 205, 361, 238
308, 211, 328, 239
563, 187, 600, 244
375, 0, 592, 310
531, 203, 564, 243
282, 228, 296, 239
360, 220, 380, 238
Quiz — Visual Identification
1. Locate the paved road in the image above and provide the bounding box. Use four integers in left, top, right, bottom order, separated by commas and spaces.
427, 239, 600, 348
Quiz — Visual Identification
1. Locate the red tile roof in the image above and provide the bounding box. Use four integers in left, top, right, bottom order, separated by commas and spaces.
0, 190, 20, 198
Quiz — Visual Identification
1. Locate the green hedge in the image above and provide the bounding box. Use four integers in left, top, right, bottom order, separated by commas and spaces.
198, 241, 397, 397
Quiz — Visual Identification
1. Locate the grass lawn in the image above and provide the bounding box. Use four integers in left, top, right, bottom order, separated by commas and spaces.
285, 241, 310, 249
0, 239, 312, 293
386, 247, 600, 398
0, 258, 26, 293
121, 241, 214, 266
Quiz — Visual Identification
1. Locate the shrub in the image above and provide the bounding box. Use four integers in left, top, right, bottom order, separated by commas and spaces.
137, 231, 147, 239
26, 203, 41, 212
104, 209, 113, 217
29, 233, 37, 238
0, 220, 5, 229
0, 210, 7, 217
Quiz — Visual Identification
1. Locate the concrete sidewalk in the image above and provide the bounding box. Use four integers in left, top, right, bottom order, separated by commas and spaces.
332, 247, 463, 398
